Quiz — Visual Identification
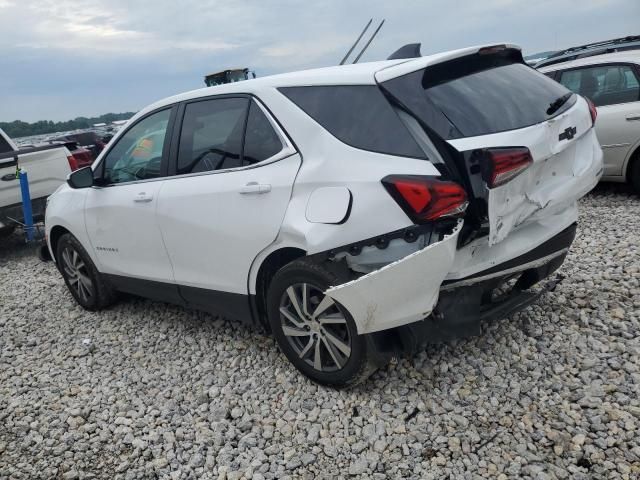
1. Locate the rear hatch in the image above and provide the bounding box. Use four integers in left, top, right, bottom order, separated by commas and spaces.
376, 46, 603, 245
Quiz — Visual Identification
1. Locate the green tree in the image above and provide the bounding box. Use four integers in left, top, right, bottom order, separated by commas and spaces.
0, 112, 136, 138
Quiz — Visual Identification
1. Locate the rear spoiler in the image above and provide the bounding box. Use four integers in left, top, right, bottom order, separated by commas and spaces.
375, 44, 523, 83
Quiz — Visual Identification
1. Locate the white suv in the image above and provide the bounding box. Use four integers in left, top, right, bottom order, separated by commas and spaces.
539, 50, 640, 191
44, 44, 602, 387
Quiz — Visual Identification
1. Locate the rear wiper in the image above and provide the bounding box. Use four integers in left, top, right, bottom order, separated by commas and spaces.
546, 92, 573, 116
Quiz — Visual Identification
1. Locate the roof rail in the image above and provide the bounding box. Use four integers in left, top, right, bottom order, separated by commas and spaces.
535, 35, 640, 68
557, 35, 640, 56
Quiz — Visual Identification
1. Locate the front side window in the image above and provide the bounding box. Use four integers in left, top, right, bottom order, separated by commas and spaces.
559, 64, 640, 107
177, 98, 248, 174
102, 109, 171, 184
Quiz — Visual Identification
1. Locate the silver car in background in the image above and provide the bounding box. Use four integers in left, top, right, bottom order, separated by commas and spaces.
539, 44, 640, 192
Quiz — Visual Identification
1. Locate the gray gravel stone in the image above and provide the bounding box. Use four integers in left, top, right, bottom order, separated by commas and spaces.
0, 184, 638, 479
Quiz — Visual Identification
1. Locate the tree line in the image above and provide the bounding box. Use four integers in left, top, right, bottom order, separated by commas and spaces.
0, 112, 136, 138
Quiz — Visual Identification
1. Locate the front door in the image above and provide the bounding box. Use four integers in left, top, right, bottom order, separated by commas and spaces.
157, 97, 301, 318
85, 108, 178, 300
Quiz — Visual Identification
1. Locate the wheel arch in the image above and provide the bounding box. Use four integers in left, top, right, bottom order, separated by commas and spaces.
49, 224, 72, 263
625, 141, 640, 182
251, 246, 307, 328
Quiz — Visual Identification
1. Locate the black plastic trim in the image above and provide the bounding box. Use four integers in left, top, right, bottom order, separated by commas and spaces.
104, 274, 184, 305
103, 274, 256, 324
179, 284, 254, 323
443, 222, 577, 284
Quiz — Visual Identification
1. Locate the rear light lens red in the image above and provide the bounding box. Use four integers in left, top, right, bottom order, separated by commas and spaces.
382, 176, 468, 222
586, 98, 597, 126
482, 147, 533, 188
67, 155, 79, 171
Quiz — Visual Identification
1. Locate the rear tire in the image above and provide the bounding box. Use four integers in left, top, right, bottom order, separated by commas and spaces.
266, 259, 377, 388
56, 233, 116, 311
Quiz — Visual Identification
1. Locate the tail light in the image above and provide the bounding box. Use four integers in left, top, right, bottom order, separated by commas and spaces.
382, 175, 468, 223
586, 98, 597, 126
482, 147, 533, 188
67, 155, 79, 171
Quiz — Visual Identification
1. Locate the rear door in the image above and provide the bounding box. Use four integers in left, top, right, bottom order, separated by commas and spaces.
157, 96, 301, 315
556, 63, 640, 176
377, 47, 603, 245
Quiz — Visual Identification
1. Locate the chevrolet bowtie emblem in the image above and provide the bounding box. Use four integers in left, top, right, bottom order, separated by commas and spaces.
559, 126, 577, 141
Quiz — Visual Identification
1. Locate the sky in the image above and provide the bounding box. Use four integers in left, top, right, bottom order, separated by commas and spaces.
0, 0, 638, 122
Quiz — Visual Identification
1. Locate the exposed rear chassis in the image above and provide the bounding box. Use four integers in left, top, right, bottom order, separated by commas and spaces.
367, 223, 576, 360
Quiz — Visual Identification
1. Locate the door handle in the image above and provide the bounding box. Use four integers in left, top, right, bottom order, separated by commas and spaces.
133, 192, 153, 203
239, 182, 271, 194
626, 115, 640, 122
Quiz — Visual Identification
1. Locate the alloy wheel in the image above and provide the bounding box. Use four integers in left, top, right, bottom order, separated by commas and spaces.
61, 247, 94, 303
279, 283, 352, 372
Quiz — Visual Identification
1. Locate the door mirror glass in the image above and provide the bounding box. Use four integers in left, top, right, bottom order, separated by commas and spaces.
67, 166, 94, 189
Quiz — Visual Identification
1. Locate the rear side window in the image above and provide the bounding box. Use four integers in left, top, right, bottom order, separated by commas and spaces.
177, 98, 248, 174
279, 85, 426, 159
243, 101, 283, 165
558, 64, 640, 107
383, 55, 576, 139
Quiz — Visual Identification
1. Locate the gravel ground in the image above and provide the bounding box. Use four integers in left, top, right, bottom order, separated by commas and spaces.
1, 183, 639, 480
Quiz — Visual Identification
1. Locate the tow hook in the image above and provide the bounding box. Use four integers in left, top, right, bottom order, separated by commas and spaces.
544, 273, 565, 292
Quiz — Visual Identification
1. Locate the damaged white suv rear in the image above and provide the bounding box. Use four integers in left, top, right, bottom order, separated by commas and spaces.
44, 44, 603, 387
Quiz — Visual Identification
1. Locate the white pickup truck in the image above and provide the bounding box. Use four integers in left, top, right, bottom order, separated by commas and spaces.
0, 127, 72, 236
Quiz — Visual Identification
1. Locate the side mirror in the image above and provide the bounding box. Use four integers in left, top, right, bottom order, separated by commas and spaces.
67, 166, 94, 189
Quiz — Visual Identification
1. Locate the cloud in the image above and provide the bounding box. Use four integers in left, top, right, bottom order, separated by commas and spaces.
0, 0, 638, 121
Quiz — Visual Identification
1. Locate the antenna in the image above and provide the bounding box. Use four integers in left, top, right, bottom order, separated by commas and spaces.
339, 19, 373, 65
352, 19, 385, 64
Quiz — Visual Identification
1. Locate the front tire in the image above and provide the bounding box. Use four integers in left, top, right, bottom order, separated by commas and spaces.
56, 233, 116, 311
267, 259, 377, 388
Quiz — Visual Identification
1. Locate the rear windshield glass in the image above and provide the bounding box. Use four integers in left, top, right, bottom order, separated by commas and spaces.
383, 57, 576, 140
279, 85, 426, 159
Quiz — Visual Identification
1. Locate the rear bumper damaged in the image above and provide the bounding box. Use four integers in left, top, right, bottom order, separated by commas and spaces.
325, 220, 463, 334
325, 220, 576, 352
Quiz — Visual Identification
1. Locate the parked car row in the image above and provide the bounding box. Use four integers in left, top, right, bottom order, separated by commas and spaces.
0, 127, 76, 236
536, 36, 640, 191
43, 44, 603, 387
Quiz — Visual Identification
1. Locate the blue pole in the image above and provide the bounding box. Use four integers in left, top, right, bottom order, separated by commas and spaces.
19, 169, 34, 242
